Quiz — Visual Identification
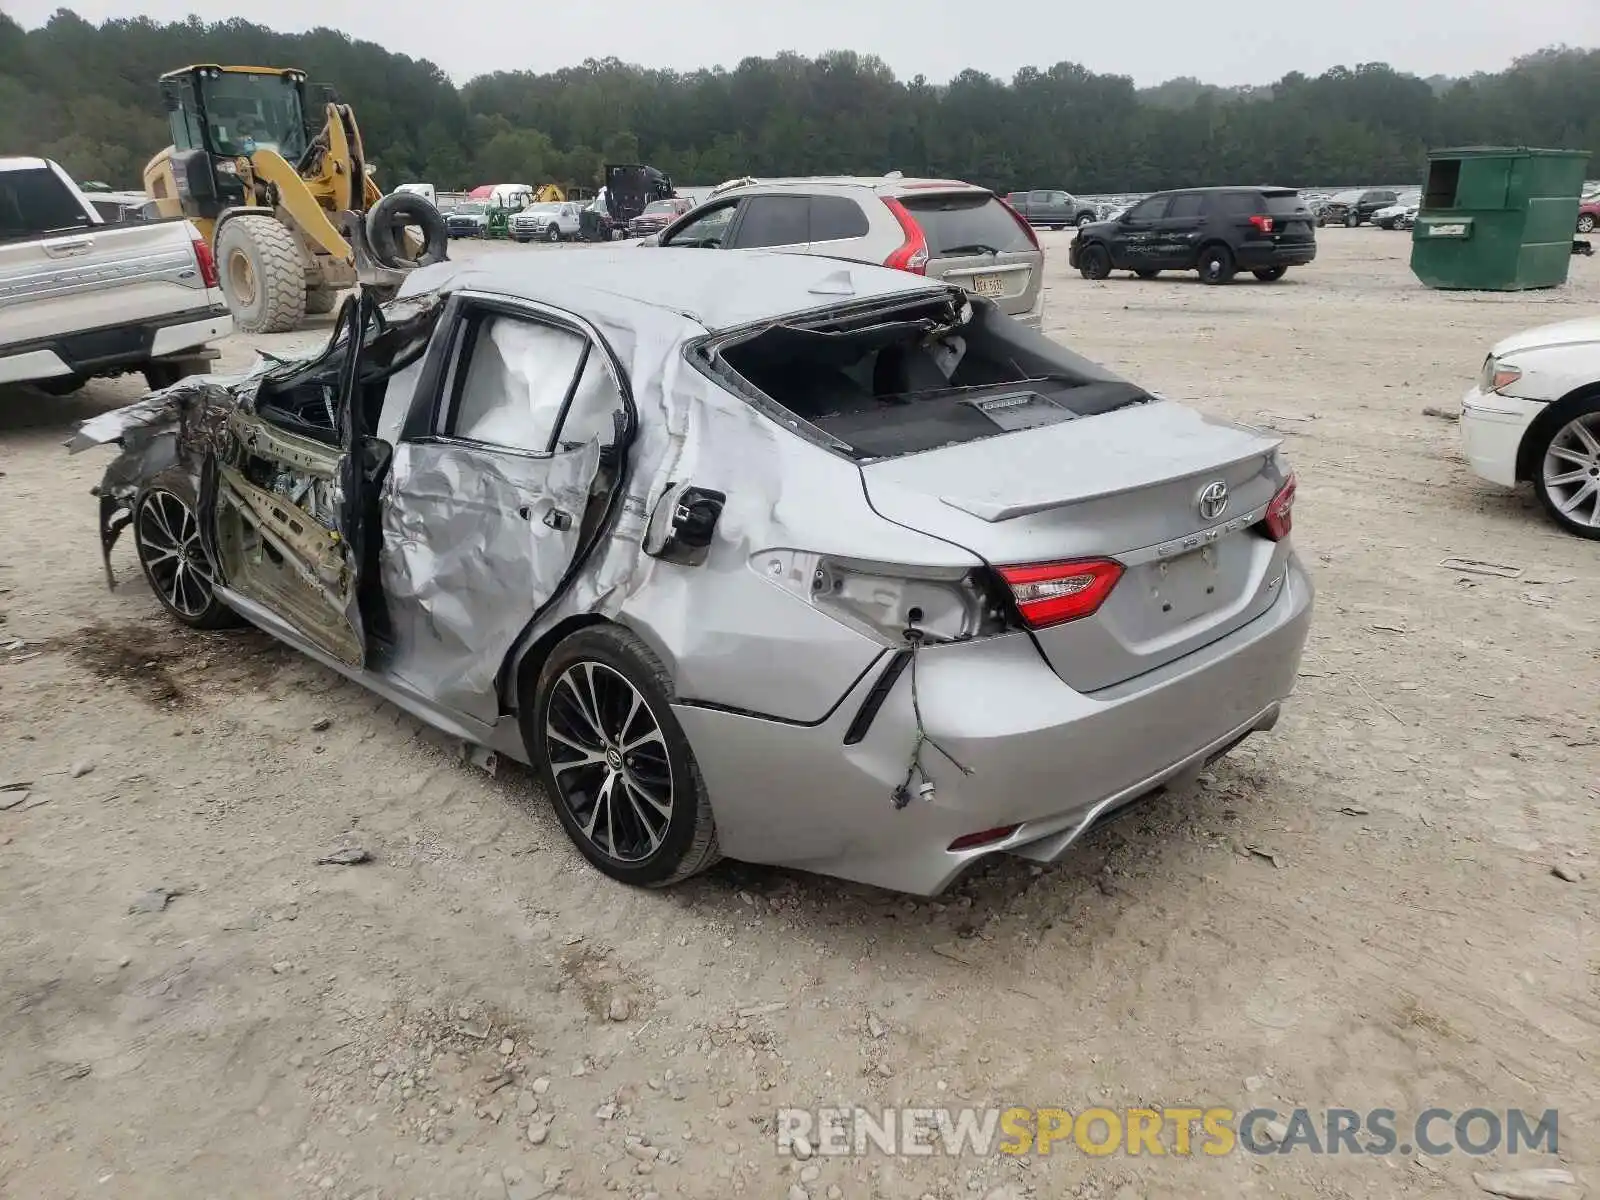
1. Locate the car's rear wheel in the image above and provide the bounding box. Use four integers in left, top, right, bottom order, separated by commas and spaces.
133, 477, 239, 628
1533, 404, 1600, 539
1253, 267, 1287, 282
1198, 245, 1236, 285
1134, 269, 1160, 279
1579, 213, 1597, 234
530, 625, 720, 887
1078, 244, 1113, 280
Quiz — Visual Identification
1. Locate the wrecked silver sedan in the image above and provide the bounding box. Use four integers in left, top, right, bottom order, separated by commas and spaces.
71, 249, 1312, 894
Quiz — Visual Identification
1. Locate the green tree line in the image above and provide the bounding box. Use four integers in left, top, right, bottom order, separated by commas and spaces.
2, 8, 1597, 195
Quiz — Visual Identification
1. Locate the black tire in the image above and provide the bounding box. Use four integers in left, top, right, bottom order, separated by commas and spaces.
1134, 269, 1161, 280
1579, 213, 1597, 234
366, 192, 449, 270
1077, 213, 1094, 228
216, 216, 306, 334
36, 374, 87, 396
304, 288, 338, 315
1078, 243, 1113, 280
133, 473, 240, 629
1253, 267, 1288, 282
1198, 245, 1236, 285
529, 625, 720, 887
1531, 401, 1600, 540
546, 223, 562, 242
1345, 213, 1359, 228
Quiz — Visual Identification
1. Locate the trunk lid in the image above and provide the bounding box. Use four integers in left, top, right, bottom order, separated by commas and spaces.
860, 402, 1293, 691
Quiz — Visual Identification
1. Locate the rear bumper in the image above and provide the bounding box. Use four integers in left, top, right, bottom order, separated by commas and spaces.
1236, 242, 1317, 269
0, 304, 231, 385
1460, 385, 1544, 487
678, 554, 1314, 894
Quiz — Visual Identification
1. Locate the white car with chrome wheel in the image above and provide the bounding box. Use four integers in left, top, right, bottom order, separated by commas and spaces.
1461, 315, 1600, 538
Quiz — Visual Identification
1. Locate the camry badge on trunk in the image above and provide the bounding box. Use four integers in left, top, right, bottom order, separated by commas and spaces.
1197, 481, 1230, 521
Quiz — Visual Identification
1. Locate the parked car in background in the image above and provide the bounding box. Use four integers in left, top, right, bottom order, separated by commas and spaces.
1317, 189, 1399, 227
1578, 196, 1599, 234
1, 156, 231, 393
446, 202, 490, 238
1070, 186, 1317, 285
643, 175, 1045, 328
71, 248, 1311, 894
511, 202, 581, 243
1460, 315, 1600, 539
1005, 189, 1099, 229
1373, 191, 1421, 230
627, 197, 694, 239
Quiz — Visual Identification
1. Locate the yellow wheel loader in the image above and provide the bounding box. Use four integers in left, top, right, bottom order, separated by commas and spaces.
143, 65, 448, 334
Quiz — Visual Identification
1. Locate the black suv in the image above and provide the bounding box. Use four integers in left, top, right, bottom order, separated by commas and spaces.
1316, 189, 1399, 227
1069, 187, 1317, 284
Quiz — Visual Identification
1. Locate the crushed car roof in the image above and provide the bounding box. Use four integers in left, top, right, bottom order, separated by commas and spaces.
399, 247, 950, 333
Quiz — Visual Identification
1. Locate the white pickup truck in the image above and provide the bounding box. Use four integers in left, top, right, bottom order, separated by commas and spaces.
1, 157, 231, 394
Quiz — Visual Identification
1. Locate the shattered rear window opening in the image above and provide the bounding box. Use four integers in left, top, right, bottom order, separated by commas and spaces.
707, 294, 1150, 461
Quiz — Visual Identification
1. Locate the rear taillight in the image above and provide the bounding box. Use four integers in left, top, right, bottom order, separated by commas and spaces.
882, 197, 929, 275
1261, 474, 1296, 541
192, 235, 218, 287
998, 195, 1041, 250
997, 558, 1123, 629
1249, 214, 1275, 234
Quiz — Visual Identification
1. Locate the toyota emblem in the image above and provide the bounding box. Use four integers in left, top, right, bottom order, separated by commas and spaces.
1197, 481, 1230, 521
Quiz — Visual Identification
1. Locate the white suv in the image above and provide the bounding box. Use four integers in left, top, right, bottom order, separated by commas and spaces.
642, 175, 1046, 328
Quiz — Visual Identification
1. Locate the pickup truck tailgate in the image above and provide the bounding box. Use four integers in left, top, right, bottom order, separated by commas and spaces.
0, 222, 217, 348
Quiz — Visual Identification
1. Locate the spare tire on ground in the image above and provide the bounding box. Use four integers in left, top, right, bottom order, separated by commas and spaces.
366, 193, 449, 271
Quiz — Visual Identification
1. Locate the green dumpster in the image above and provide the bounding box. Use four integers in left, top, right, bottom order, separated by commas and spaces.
1410, 147, 1591, 290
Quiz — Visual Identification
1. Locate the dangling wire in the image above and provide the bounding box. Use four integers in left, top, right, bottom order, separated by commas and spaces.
893, 627, 973, 810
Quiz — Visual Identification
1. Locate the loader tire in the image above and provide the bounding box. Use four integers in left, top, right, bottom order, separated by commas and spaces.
304, 287, 339, 315
217, 216, 307, 334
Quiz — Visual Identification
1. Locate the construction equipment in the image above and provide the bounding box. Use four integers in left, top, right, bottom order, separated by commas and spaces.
143, 64, 447, 334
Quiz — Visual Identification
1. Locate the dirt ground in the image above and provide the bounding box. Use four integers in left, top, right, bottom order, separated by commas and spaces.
1, 230, 1595, 1200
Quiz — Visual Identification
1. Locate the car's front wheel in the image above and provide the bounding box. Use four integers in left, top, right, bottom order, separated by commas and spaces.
133, 476, 239, 629
530, 625, 721, 886
547, 224, 562, 242
1533, 403, 1600, 539
1078, 244, 1113, 280
1077, 213, 1094, 228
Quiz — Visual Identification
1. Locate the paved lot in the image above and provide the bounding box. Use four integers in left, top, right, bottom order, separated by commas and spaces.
1, 230, 1596, 1200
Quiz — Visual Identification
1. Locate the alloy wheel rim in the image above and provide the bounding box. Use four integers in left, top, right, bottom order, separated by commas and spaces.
137, 490, 215, 617
1543, 413, 1600, 527
545, 662, 673, 863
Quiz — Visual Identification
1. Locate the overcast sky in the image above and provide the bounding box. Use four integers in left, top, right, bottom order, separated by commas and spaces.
9, 0, 1599, 87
